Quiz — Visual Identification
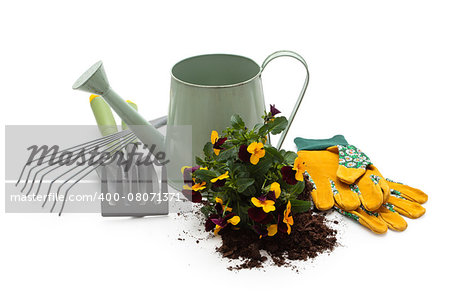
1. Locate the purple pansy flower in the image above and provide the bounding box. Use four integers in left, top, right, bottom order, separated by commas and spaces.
270, 104, 281, 117
238, 145, 251, 162
281, 166, 298, 185
253, 223, 268, 239
248, 207, 273, 224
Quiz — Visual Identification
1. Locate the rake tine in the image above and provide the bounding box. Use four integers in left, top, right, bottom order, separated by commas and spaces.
42, 133, 135, 209
20, 130, 135, 193
52, 134, 137, 214
34, 130, 131, 196
15, 129, 132, 186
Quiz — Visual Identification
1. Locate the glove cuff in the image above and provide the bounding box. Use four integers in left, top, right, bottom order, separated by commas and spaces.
294, 135, 348, 151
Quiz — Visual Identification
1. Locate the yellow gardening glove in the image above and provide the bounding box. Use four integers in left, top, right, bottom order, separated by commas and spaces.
294, 135, 428, 234
298, 148, 389, 212
335, 179, 427, 234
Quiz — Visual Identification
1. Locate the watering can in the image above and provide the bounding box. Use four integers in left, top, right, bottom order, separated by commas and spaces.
72, 50, 309, 190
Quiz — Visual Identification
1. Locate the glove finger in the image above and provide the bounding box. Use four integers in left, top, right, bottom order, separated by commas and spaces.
327, 146, 365, 184
333, 145, 372, 184
386, 179, 428, 204
357, 174, 386, 211
307, 173, 334, 211
379, 177, 391, 203
367, 165, 390, 202
333, 180, 361, 211
388, 195, 426, 219
377, 204, 408, 231
337, 165, 365, 185
335, 205, 388, 234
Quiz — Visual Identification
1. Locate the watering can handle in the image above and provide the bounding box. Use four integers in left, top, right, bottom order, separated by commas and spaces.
261, 50, 309, 150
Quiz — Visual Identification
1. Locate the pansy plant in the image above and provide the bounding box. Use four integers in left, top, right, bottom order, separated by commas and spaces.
184, 106, 311, 239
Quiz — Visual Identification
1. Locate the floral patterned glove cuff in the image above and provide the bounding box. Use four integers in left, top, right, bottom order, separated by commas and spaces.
294, 135, 372, 185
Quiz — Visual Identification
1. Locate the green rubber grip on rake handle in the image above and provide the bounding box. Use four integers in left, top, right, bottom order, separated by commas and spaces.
122, 100, 138, 131
90, 95, 118, 136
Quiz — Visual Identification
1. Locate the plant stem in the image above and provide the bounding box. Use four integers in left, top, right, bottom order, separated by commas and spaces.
223, 199, 231, 217
262, 178, 268, 189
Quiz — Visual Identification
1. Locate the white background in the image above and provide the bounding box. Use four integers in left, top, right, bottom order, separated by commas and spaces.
1, 0, 449, 299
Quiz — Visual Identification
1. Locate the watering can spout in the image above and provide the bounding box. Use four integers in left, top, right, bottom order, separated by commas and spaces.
72, 61, 110, 94
72, 61, 166, 157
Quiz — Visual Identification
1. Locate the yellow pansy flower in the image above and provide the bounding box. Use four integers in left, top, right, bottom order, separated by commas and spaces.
227, 216, 240, 226
211, 130, 219, 155
213, 215, 241, 235
214, 225, 221, 235
251, 196, 275, 213
211, 171, 229, 183
270, 182, 281, 199
293, 152, 306, 181
211, 130, 227, 156
267, 224, 278, 237
247, 142, 265, 165
192, 181, 206, 191
215, 197, 232, 212
283, 201, 294, 235
181, 166, 207, 174
181, 166, 190, 174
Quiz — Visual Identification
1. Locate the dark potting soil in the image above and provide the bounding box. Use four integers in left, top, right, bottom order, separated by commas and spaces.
217, 178, 338, 270
218, 211, 338, 270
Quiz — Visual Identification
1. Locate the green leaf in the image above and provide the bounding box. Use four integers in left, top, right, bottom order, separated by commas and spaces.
248, 150, 274, 176
265, 146, 284, 163
236, 178, 255, 193
290, 180, 305, 195
290, 199, 311, 213
195, 156, 205, 166
217, 147, 237, 162
193, 169, 217, 182
203, 142, 214, 158
230, 114, 245, 129
257, 123, 269, 136
231, 163, 250, 178
242, 185, 256, 196
200, 205, 215, 217
236, 204, 251, 228
269, 116, 288, 135
253, 123, 264, 132
281, 150, 297, 165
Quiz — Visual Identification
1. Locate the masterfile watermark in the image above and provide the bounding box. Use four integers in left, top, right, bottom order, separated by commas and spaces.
5, 124, 193, 214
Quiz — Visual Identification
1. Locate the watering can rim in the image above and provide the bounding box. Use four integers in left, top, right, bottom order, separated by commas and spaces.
171, 53, 263, 89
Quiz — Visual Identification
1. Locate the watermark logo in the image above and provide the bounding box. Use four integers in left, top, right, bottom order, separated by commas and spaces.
26, 142, 170, 170
5, 125, 193, 215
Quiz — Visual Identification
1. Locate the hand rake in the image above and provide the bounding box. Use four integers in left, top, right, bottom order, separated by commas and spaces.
15, 115, 168, 216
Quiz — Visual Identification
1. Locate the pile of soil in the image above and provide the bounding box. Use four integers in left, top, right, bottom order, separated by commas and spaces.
218, 211, 338, 270
217, 178, 338, 270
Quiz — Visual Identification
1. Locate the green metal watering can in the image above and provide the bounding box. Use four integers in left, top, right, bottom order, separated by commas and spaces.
72, 50, 309, 189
